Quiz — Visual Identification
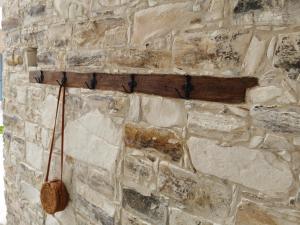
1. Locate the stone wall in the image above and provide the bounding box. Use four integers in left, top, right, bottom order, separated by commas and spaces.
2, 0, 300, 224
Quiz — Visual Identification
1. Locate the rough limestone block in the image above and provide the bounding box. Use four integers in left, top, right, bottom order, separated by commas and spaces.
121, 209, 154, 225
25, 142, 43, 170
132, 2, 199, 45
187, 137, 293, 196
64, 110, 122, 173
75, 194, 115, 225
123, 189, 167, 224
20, 181, 40, 204
73, 18, 126, 48
188, 111, 248, 133
173, 29, 252, 72
236, 200, 300, 225
250, 106, 300, 133
141, 96, 186, 127
158, 162, 232, 224
248, 86, 283, 103
123, 154, 156, 195
169, 208, 214, 225
274, 32, 300, 72
124, 124, 183, 162
242, 35, 267, 75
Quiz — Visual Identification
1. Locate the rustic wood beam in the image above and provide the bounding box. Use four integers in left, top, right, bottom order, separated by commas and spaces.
29, 71, 258, 104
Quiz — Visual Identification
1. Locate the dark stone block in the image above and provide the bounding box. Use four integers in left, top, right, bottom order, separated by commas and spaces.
28, 4, 46, 17
122, 189, 167, 224
234, 0, 266, 14
76, 195, 114, 225
2, 18, 20, 30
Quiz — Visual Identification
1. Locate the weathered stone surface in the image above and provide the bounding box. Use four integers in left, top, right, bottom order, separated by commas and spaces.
188, 111, 247, 133
274, 32, 300, 72
108, 49, 172, 69
236, 200, 300, 225
40, 95, 57, 129
188, 137, 293, 196
65, 110, 121, 172
37, 51, 56, 66
243, 36, 267, 75
67, 50, 105, 66
76, 194, 115, 225
121, 210, 153, 225
250, 106, 300, 133
158, 162, 232, 223
73, 18, 126, 48
127, 94, 140, 122
20, 181, 40, 204
173, 29, 252, 72
141, 96, 186, 127
47, 24, 72, 48
248, 86, 283, 103
124, 124, 183, 162
122, 189, 167, 224
123, 154, 156, 195
25, 142, 43, 170
233, 0, 285, 25
234, 0, 276, 14
262, 133, 294, 152
132, 2, 199, 45
169, 208, 213, 225
54, 0, 89, 19
91, 0, 132, 8
28, 3, 46, 17
1, 18, 20, 30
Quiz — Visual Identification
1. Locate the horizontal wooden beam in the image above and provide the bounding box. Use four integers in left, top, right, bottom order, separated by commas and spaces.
29, 71, 258, 104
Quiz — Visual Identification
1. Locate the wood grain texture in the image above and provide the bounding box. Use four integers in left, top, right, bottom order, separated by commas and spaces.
29, 71, 258, 103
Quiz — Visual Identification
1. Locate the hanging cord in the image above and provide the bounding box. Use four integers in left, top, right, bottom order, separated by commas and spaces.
44, 83, 66, 183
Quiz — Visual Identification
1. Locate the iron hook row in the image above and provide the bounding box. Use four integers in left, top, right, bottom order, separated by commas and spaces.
85, 73, 97, 90
34, 71, 44, 84
122, 74, 137, 94
56, 72, 67, 87
175, 75, 193, 100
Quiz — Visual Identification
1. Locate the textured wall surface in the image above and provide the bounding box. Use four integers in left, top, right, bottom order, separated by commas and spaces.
2, 0, 300, 224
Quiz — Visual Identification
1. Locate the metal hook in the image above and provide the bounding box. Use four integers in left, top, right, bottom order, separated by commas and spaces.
34, 71, 44, 84
175, 75, 193, 100
56, 72, 67, 87
122, 74, 137, 93
85, 73, 97, 90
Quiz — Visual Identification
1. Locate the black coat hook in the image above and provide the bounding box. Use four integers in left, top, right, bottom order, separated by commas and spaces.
122, 74, 137, 93
175, 75, 193, 99
56, 72, 67, 87
34, 71, 44, 84
85, 73, 97, 90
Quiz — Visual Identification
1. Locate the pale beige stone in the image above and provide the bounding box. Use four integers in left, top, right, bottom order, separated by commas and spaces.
263, 133, 294, 152
141, 96, 186, 127
132, 3, 198, 45
188, 137, 293, 196
122, 210, 153, 225
26, 142, 43, 170
267, 36, 277, 61
248, 86, 283, 103
169, 208, 214, 225
236, 200, 300, 225
20, 181, 40, 204
127, 94, 140, 122
188, 111, 247, 133
64, 110, 121, 172
243, 36, 267, 75
41, 95, 58, 129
